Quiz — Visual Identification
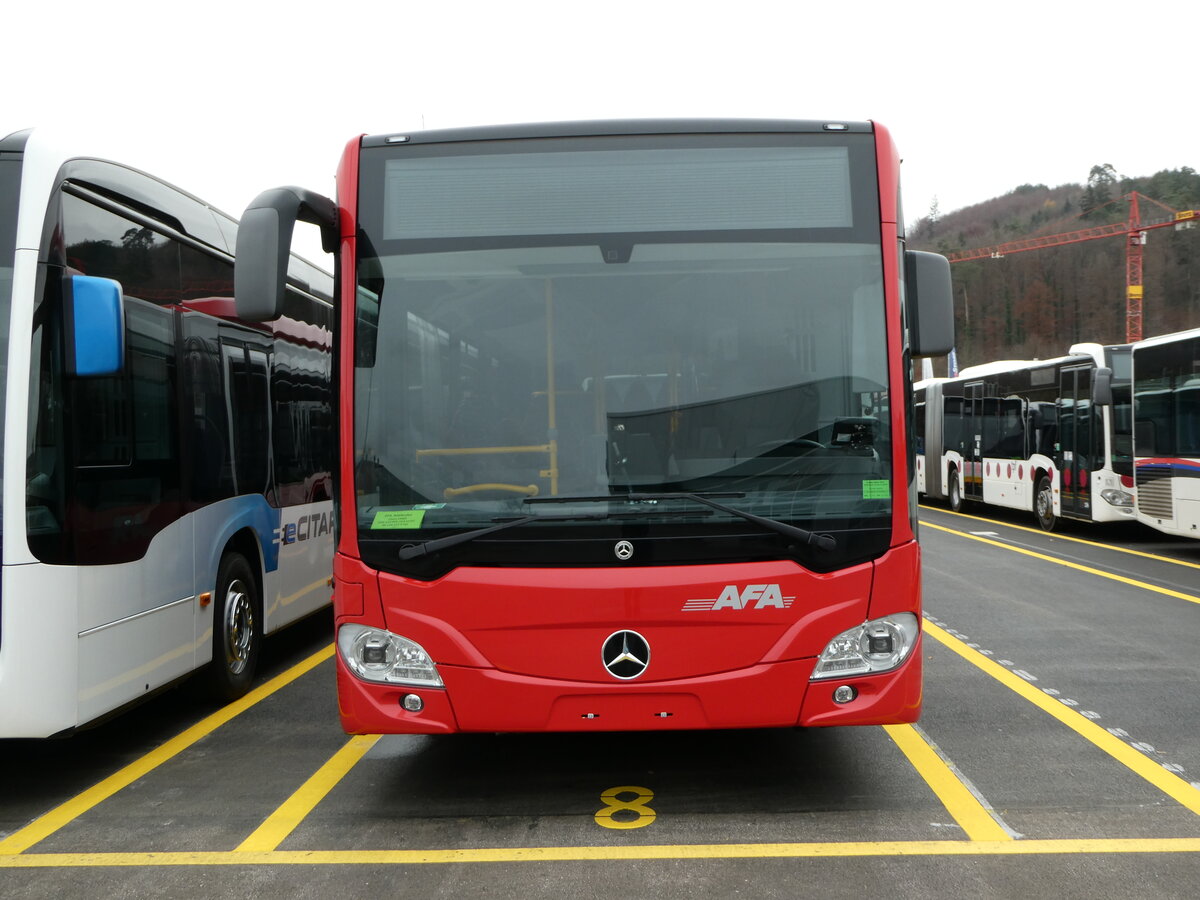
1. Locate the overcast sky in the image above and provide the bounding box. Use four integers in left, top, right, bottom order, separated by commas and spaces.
6, 0, 1195, 264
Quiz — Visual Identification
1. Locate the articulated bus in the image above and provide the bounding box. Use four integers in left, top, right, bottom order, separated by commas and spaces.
234, 119, 953, 734
915, 343, 1133, 531
1133, 328, 1200, 538
0, 129, 334, 737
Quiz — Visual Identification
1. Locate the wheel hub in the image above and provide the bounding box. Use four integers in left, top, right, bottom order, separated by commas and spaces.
224, 580, 254, 675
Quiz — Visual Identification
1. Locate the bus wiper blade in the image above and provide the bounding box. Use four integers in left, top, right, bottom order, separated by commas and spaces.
396, 512, 608, 561
526, 492, 837, 551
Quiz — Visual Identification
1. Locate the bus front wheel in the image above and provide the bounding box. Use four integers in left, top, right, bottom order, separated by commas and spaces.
204, 552, 261, 702
1035, 476, 1057, 532
948, 469, 963, 512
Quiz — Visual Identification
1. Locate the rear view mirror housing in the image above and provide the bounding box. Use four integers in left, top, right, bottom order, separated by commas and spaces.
65, 274, 125, 377
905, 250, 955, 357
235, 186, 338, 322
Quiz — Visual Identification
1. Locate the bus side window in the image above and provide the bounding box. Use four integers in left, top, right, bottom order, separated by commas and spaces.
220, 337, 272, 497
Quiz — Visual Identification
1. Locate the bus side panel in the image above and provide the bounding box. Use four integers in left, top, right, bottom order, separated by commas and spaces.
77, 593, 195, 724
74, 515, 197, 724
0, 564, 80, 737
264, 499, 335, 632
981, 458, 1031, 511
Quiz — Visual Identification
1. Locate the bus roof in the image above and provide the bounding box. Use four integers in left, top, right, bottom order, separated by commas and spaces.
362, 118, 875, 147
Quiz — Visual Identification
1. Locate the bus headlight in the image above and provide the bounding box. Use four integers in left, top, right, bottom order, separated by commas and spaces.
810, 613, 919, 680
337, 624, 444, 687
1100, 489, 1134, 508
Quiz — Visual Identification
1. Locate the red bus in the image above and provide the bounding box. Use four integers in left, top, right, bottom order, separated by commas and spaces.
234, 120, 953, 734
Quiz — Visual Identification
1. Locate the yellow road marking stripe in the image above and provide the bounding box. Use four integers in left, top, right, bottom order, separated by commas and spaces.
921, 521, 1200, 606
919, 504, 1200, 571
0, 839, 1197, 867
0, 645, 335, 856
882, 724, 1011, 841
923, 621, 1200, 815
236, 734, 381, 852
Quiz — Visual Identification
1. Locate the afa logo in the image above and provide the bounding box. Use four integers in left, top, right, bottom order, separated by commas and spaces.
682, 584, 794, 612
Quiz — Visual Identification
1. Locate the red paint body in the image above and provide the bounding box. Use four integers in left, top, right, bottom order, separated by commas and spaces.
334, 542, 922, 733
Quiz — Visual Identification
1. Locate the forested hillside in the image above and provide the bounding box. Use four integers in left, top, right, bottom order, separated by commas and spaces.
908, 166, 1200, 373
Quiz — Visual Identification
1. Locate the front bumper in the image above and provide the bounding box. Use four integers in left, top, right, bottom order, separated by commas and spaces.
336, 639, 922, 734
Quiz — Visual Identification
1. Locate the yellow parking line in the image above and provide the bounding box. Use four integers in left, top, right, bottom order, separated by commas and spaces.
236, 734, 381, 852
0, 645, 335, 856
921, 521, 1200, 606
883, 724, 1011, 841
923, 620, 1200, 815
919, 504, 1200, 571
1, 839, 1197, 867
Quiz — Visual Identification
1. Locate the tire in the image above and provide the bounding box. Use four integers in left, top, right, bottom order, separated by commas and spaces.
203, 552, 261, 702
1034, 475, 1056, 532
948, 469, 963, 512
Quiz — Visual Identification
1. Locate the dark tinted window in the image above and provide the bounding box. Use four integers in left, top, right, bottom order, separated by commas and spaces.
29, 196, 184, 564
980, 398, 1025, 459
0, 158, 21, 515
1135, 335, 1200, 457
61, 193, 181, 302
27, 182, 333, 566
223, 342, 271, 495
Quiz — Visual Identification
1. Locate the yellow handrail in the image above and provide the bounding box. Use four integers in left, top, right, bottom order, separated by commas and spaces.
443, 483, 540, 498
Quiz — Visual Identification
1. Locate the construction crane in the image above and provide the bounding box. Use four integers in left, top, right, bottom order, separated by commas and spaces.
944, 192, 1198, 341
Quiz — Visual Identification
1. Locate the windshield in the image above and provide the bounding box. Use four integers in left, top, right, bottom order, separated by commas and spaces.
1134, 335, 1200, 458
354, 133, 892, 575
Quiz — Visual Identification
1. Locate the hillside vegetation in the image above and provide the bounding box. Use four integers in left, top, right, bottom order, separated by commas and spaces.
908, 165, 1200, 373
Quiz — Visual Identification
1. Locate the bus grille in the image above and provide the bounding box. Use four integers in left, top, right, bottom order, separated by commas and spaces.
1136, 469, 1174, 520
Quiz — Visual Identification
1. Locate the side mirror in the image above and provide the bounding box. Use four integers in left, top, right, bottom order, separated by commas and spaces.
66, 275, 125, 376
1093, 367, 1113, 407
235, 186, 338, 321
906, 250, 955, 357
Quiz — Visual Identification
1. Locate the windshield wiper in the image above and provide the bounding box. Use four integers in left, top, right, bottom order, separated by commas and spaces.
526, 492, 837, 551
397, 513, 604, 561
395, 507, 711, 561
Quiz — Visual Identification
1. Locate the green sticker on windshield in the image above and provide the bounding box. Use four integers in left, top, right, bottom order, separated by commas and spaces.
371, 509, 426, 529
862, 480, 890, 499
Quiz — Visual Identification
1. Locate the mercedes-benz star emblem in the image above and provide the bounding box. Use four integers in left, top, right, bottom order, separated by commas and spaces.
602, 630, 650, 680
614, 540, 634, 561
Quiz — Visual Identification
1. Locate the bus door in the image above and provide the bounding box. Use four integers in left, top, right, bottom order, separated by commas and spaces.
963, 381, 985, 500
1058, 365, 1094, 518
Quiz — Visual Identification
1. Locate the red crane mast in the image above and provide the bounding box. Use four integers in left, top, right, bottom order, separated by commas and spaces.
944, 192, 1198, 341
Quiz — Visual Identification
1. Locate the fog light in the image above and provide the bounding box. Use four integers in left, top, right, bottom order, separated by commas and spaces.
833, 685, 857, 704
402, 693, 424, 712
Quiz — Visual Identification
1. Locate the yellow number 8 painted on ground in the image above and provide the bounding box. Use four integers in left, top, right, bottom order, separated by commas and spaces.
594, 785, 656, 830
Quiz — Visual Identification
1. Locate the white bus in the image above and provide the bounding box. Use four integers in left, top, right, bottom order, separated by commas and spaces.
1132, 328, 1200, 539
916, 342, 1134, 531
0, 129, 334, 737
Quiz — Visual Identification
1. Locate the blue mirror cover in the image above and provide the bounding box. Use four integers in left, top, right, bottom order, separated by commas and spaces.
68, 275, 125, 376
